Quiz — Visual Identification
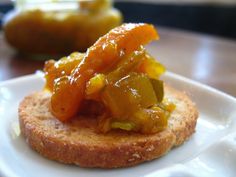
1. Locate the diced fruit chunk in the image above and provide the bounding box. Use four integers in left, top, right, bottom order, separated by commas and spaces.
101, 72, 158, 118
138, 54, 165, 79
133, 108, 168, 134
150, 79, 164, 102
111, 121, 135, 131
86, 74, 106, 95
44, 52, 84, 91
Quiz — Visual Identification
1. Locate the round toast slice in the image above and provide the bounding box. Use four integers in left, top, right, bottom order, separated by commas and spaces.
18, 85, 198, 168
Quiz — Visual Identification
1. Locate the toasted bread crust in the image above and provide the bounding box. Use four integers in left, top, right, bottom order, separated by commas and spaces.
18, 85, 198, 168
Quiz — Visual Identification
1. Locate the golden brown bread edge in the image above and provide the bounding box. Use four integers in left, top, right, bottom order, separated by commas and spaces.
18, 85, 198, 168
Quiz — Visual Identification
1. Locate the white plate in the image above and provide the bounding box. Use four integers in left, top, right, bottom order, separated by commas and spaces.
0, 71, 236, 177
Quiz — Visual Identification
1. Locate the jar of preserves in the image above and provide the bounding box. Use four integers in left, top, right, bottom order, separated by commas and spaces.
3, 0, 122, 56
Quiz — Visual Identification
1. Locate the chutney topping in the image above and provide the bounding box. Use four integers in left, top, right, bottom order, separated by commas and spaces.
44, 23, 175, 134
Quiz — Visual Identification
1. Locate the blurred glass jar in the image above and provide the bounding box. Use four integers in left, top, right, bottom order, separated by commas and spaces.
3, 0, 122, 56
